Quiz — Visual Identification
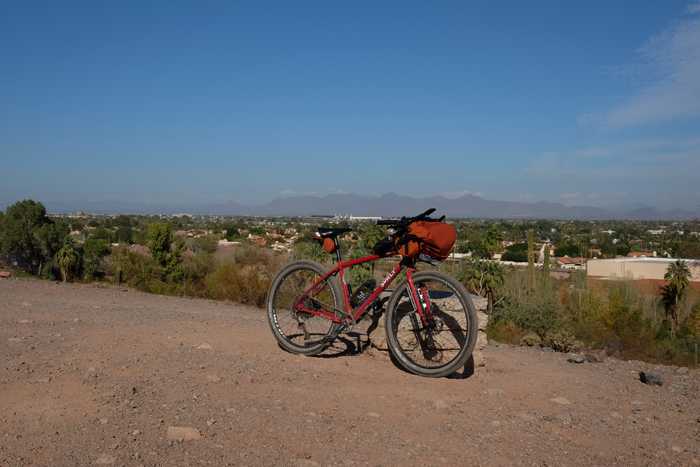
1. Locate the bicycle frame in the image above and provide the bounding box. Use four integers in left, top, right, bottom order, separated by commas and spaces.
293, 254, 434, 326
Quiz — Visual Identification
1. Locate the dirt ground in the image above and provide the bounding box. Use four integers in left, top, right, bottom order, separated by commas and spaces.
1, 278, 699, 467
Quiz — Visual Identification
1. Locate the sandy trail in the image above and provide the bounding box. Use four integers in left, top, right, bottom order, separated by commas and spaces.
1, 278, 698, 466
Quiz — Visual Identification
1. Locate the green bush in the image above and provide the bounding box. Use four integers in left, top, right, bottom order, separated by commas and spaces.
486, 267, 700, 366
204, 263, 270, 307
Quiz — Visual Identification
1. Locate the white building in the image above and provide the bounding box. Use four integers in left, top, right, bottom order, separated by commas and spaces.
587, 258, 700, 282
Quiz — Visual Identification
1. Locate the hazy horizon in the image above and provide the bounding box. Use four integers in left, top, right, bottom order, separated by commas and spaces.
2, 1, 699, 211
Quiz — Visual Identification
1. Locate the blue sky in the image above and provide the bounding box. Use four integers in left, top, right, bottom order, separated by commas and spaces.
1, 1, 699, 210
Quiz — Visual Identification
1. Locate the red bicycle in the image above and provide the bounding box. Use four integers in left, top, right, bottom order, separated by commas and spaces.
266, 209, 478, 377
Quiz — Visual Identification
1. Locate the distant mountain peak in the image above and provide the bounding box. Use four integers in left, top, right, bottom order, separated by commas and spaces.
6, 192, 698, 220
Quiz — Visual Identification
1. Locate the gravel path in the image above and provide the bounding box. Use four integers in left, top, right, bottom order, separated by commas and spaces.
1, 278, 698, 466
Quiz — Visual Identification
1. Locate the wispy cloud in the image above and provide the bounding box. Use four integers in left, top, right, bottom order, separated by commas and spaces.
525, 137, 700, 181
601, 3, 700, 127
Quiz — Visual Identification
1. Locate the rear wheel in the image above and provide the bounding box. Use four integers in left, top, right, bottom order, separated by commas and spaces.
267, 260, 343, 356
384, 270, 477, 377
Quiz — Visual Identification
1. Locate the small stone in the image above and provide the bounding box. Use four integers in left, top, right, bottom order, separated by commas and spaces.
99, 418, 108, 425
639, 371, 663, 386
550, 396, 571, 406
672, 446, 683, 453
206, 375, 221, 383
132, 430, 141, 436
584, 350, 606, 363
676, 367, 689, 375
95, 453, 116, 465
196, 343, 213, 351
366, 412, 381, 418
206, 419, 216, 426
433, 399, 449, 410
567, 354, 585, 364
166, 426, 201, 441
18, 319, 31, 324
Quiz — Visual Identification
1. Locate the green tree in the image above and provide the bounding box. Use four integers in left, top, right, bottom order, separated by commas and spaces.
146, 222, 183, 282
34, 219, 70, 276
55, 241, 80, 282
0, 200, 58, 273
115, 225, 133, 244
660, 260, 691, 333
147, 223, 174, 266
224, 225, 241, 241
82, 238, 110, 280
555, 241, 581, 257
501, 243, 527, 262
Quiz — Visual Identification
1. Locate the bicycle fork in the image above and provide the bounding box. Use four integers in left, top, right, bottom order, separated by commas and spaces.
406, 269, 433, 327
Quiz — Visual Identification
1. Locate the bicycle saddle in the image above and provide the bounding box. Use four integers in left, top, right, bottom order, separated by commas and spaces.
316, 227, 352, 238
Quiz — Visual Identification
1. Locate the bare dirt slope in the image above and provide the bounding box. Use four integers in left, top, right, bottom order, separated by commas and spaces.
1, 278, 698, 467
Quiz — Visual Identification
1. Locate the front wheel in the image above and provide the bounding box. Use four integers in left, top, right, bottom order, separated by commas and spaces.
384, 270, 478, 377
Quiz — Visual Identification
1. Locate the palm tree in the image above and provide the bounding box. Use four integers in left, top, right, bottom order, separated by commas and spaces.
56, 242, 80, 282
660, 260, 691, 332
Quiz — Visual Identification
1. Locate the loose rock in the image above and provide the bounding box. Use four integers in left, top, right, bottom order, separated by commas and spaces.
567, 354, 585, 364
94, 453, 116, 465
639, 371, 663, 386
166, 426, 202, 441
584, 350, 607, 363
550, 396, 571, 405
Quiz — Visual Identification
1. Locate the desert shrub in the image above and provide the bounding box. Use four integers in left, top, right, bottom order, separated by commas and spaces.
543, 329, 581, 352
109, 246, 167, 293
181, 252, 215, 297
486, 268, 700, 365
82, 238, 110, 280
486, 320, 527, 345
204, 263, 270, 307
189, 235, 219, 255
491, 270, 560, 338
292, 239, 327, 263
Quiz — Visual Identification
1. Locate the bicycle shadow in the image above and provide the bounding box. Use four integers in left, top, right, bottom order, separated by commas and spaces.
316, 331, 370, 358
310, 302, 475, 380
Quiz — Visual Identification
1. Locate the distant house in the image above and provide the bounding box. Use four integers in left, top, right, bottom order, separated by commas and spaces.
217, 239, 241, 248
556, 256, 586, 270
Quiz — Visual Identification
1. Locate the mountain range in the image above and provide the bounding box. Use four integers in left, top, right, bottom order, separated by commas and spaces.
8, 193, 698, 220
